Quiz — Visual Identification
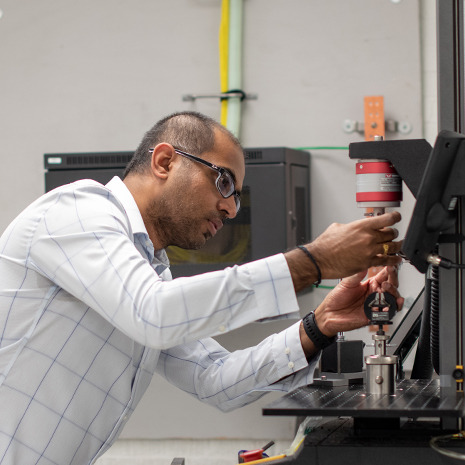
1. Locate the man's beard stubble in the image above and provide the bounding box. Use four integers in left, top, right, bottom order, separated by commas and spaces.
146, 193, 211, 251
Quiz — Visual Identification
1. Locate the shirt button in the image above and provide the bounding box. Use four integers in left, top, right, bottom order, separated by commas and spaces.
284, 347, 291, 355
288, 362, 295, 369
219, 325, 226, 332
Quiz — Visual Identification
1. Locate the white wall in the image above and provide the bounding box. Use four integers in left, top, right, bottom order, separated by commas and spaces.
0, 0, 423, 230
0, 0, 438, 461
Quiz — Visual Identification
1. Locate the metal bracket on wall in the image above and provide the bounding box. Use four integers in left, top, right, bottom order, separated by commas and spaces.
182, 91, 258, 102
342, 118, 412, 135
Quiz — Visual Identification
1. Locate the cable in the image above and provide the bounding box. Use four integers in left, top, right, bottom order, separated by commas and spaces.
219, 0, 230, 126
430, 263, 440, 375
430, 431, 465, 460
428, 254, 465, 269
294, 146, 349, 151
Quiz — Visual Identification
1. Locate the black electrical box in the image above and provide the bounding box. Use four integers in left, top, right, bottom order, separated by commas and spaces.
44, 147, 311, 277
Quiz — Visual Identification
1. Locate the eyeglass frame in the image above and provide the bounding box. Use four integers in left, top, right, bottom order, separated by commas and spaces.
148, 147, 241, 212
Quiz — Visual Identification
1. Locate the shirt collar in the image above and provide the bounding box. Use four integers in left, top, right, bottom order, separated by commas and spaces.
105, 176, 147, 235
105, 177, 171, 271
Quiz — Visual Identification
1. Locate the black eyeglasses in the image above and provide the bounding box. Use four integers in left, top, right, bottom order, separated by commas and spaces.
149, 147, 241, 213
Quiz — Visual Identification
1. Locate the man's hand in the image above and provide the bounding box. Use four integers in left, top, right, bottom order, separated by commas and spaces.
299, 266, 404, 358
286, 211, 403, 293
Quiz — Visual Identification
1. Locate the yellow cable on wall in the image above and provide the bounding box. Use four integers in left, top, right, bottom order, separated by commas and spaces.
219, 0, 229, 126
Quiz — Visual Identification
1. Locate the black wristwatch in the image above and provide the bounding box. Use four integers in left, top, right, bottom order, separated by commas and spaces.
302, 311, 336, 351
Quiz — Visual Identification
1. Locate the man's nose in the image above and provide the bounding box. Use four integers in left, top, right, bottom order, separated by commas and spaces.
219, 196, 237, 219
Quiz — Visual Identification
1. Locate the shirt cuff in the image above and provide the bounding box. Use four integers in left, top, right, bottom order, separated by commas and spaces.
271, 320, 309, 379
242, 254, 299, 321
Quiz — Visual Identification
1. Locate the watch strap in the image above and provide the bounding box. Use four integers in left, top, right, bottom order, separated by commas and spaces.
302, 311, 336, 351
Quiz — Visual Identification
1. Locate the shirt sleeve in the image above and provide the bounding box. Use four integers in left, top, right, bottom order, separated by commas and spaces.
155, 321, 318, 412
27, 184, 300, 349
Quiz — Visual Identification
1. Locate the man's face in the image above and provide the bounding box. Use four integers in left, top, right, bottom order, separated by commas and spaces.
150, 130, 245, 250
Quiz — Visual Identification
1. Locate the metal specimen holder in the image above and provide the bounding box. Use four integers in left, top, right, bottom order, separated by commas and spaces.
365, 330, 398, 395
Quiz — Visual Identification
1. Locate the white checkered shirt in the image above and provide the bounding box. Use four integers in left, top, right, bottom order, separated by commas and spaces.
0, 176, 316, 464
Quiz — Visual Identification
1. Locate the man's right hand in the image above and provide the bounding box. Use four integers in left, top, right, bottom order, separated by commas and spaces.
285, 211, 403, 292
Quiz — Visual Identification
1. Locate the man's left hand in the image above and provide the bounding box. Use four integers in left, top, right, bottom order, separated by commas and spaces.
299, 266, 404, 357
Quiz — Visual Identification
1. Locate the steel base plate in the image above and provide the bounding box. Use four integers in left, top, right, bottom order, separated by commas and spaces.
263, 379, 464, 418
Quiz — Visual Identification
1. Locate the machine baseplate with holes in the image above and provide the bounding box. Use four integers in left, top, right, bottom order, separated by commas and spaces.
262, 379, 464, 418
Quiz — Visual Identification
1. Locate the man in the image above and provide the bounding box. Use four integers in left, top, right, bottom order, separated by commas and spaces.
0, 112, 402, 464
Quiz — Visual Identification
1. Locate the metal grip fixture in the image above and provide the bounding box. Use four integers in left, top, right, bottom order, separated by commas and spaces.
365, 332, 398, 395
363, 292, 398, 395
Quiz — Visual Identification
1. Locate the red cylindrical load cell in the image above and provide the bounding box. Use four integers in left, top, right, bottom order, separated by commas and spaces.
356, 160, 402, 208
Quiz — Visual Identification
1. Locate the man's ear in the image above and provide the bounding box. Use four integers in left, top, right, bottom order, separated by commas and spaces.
150, 143, 175, 180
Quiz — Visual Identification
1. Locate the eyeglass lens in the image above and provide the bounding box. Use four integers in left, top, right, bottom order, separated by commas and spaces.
218, 172, 234, 196
217, 172, 240, 211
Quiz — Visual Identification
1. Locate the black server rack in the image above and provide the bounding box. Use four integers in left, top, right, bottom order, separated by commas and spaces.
44, 147, 311, 278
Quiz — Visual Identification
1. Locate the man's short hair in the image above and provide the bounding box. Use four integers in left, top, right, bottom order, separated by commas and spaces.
123, 111, 242, 178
